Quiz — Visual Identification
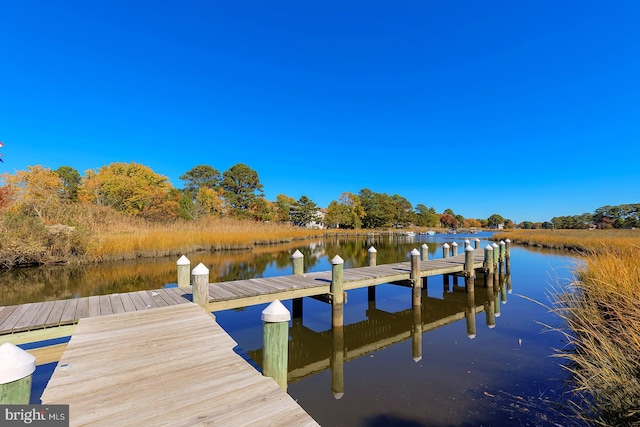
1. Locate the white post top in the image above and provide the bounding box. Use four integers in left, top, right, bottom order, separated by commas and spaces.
465, 245, 474, 251
500, 240, 505, 245
465, 239, 470, 244
492, 242, 499, 248
368, 246, 377, 253
475, 238, 480, 242
291, 249, 304, 259
262, 299, 291, 323
177, 255, 190, 266
410, 248, 420, 256
331, 255, 344, 265
468, 333, 476, 339
192, 262, 209, 276
452, 242, 458, 247
421, 243, 428, 248
0, 343, 36, 384
505, 239, 511, 243
443, 243, 450, 248
485, 244, 494, 250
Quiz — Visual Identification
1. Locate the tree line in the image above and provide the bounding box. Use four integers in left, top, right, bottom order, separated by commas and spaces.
530, 204, 640, 230
1, 161, 513, 229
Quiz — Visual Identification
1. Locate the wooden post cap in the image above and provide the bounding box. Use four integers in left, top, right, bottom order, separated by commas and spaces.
410, 248, 420, 256
465, 245, 474, 252
485, 244, 494, 251
291, 250, 304, 259
262, 299, 291, 323
331, 255, 344, 265
177, 255, 190, 266
443, 243, 450, 249
0, 343, 35, 384
368, 246, 377, 253
192, 263, 209, 276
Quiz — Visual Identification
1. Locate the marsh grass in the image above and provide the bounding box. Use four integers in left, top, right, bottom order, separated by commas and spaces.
87, 216, 329, 261
493, 228, 640, 254
498, 230, 640, 425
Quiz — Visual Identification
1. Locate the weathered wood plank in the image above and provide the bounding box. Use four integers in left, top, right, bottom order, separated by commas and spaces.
88, 296, 101, 317
7, 303, 44, 332
118, 292, 137, 312
60, 299, 79, 324
41, 304, 319, 426
109, 294, 127, 314
29, 301, 57, 329
75, 297, 89, 320
127, 291, 148, 310
99, 295, 114, 316
135, 290, 158, 309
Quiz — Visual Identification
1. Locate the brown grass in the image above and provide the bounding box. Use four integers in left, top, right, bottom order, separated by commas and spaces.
498, 230, 640, 424
493, 228, 640, 254
86, 216, 331, 261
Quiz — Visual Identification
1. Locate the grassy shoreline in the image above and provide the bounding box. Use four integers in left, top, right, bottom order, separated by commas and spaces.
495, 229, 640, 425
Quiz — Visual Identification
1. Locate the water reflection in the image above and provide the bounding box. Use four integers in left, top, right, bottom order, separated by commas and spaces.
247, 274, 510, 397
0, 233, 491, 306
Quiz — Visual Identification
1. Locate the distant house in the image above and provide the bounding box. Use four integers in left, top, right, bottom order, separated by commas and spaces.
306, 208, 327, 229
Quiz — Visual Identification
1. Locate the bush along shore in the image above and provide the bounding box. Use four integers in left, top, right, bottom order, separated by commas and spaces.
494, 229, 640, 425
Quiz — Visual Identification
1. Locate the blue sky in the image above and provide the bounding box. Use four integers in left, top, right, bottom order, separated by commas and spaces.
2, 1, 639, 223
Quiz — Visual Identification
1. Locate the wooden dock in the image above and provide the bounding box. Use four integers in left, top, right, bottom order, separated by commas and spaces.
0, 250, 487, 335
40, 303, 319, 426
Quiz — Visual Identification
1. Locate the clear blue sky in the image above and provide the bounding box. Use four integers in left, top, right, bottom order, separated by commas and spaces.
2, 1, 639, 224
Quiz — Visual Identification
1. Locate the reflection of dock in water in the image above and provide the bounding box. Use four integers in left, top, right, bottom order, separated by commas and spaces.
248, 272, 511, 388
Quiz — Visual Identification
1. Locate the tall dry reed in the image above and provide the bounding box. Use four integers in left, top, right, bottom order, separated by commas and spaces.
541, 239, 640, 424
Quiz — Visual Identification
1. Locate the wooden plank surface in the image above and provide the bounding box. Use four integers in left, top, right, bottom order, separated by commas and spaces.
41, 303, 319, 427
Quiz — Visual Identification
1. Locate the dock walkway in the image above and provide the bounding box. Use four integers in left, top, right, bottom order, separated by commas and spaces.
0, 251, 485, 335
41, 303, 319, 426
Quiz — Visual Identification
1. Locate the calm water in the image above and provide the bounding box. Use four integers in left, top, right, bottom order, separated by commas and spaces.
5, 233, 581, 426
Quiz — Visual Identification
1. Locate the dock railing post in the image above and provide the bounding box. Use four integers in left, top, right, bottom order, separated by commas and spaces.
331, 255, 345, 328
492, 242, 499, 269
483, 245, 494, 288
505, 239, 511, 275
367, 246, 377, 267
442, 243, 450, 259
177, 255, 190, 288
192, 263, 210, 311
464, 245, 475, 293
410, 248, 421, 306
262, 300, 290, 391
474, 238, 480, 249
367, 247, 377, 308
499, 240, 506, 263
0, 343, 36, 404
452, 242, 458, 256
291, 250, 304, 276
291, 250, 304, 319
420, 243, 429, 261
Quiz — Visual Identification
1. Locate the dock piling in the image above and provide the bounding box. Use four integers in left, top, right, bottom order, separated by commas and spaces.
420, 243, 429, 261
464, 245, 475, 293
177, 255, 190, 288
331, 255, 345, 328
410, 249, 421, 306
443, 243, 450, 259
192, 263, 210, 310
262, 300, 291, 391
367, 247, 377, 308
0, 343, 36, 404
291, 250, 304, 319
